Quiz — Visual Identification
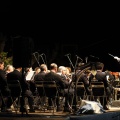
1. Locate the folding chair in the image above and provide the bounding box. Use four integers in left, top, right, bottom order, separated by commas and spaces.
90, 81, 107, 106
7, 80, 22, 114
71, 81, 88, 111
43, 81, 59, 114
114, 85, 120, 100
112, 81, 119, 87
0, 89, 6, 111
76, 82, 87, 100
34, 80, 46, 111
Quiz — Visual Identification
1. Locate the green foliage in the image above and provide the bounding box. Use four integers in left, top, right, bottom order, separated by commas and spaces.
0, 52, 13, 67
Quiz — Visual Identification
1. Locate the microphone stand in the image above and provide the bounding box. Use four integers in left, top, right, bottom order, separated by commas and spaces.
74, 56, 79, 72
73, 58, 79, 112
66, 55, 75, 70
20, 67, 28, 116
39, 55, 45, 64
44, 54, 47, 66
65, 54, 77, 111
33, 52, 40, 67
43, 53, 47, 65
74, 56, 83, 72
72, 56, 83, 111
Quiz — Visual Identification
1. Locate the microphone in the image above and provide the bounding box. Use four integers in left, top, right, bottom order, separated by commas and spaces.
90, 55, 99, 59
64, 53, 70, 56
76, 55, 83, 61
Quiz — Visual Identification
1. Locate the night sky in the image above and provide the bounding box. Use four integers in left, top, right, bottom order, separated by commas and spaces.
0, 2, 120, 71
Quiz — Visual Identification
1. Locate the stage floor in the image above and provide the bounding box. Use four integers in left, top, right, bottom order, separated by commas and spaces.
0, 106, 120, 118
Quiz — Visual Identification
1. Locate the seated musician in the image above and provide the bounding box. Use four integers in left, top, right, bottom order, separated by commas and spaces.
89, 62, 112, 110
57, 66, 74, 111
24, 67, 36, 94
0, 60, 12, 112
44, 63, 74, 112
7, 66, 35, 112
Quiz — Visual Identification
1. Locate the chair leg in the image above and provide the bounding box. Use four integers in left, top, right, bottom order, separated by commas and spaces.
20, 97, 29, 116
11, 97, 18, 114
51, 98, 55, 114
13, 97, 21, 114
0, 91, 6, 108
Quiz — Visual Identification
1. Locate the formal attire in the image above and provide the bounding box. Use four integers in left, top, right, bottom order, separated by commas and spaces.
0, 69, 12, 112
7, 69, 35, 112
44, 71, 74, 112
89, 70, 112, 110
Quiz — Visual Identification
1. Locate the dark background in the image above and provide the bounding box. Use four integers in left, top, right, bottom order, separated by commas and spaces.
0, 2, 120, 71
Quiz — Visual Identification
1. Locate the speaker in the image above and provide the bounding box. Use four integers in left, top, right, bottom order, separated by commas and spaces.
13, 36, 34, 68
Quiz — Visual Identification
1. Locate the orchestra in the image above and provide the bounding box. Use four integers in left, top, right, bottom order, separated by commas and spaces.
1, 52, 120, 113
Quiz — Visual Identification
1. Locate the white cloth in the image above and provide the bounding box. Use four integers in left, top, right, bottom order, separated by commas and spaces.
78, 100, 105, 114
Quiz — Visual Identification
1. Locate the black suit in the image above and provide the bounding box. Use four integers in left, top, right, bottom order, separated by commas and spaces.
34, 71, 47, 106
44, 71, 74, 110
44, 71, 65, 88
89, 71, 112, 108
7, 69, 34, 112
7, 69, 30, 92
77, 72, 91, 95
0, 69, 12, 110
72, 72, 92, 110
44, 71, 64, 108
34, 71, 46, 81
0, 69, 9, 94
59, 74, 74, 109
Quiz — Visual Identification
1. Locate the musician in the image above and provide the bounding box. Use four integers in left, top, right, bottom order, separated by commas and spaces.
34, 67, 41, 75
89, 62, 112, 110
0, 60, 12, 112
24, 67, 36, 94
57, 66, 74, 111
7, 66, 35, 112
72, 62, 92, 96
4, 64, 14, 75
104, 70, 115, 99
34, 64, 48, 107
57, 66, 72, 83
34, 64, 48, 81
65, 67, 72, 83
44, 63, 74, 112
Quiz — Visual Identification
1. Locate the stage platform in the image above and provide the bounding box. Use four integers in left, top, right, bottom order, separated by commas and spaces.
0, 106, 120, 120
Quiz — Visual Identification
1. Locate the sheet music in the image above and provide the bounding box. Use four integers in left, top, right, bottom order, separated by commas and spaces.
26, 71, 35, 81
